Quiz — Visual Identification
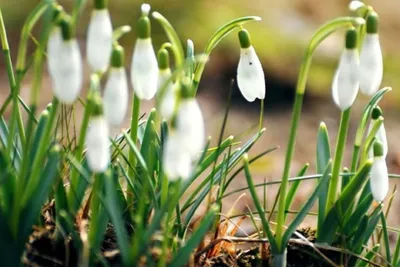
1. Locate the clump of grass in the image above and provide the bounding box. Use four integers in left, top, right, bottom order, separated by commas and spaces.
0, 0, 398, 266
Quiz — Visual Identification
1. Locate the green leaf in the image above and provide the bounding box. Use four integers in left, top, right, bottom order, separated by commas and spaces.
285, 163, 309, 218
316, 122, 331, 239
243, 154, 278, 253
380, 213, 392, 263
317, 160, 372, 244
282, 160, 331, 248
103, 168, 132, 266
18, 145, 60, 245
152, 11, 185, 66
169, 206, 217, 267
355, 244, 380, 267
343, 193, 373, 235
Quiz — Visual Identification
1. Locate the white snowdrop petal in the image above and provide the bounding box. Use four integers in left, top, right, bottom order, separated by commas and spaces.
86, 117, 110, 172
163, 133, 192, 180
237, 46, 265, 102
131, 39, 158, 100
51, 40, 83, 104
87, 10, 113, 72
158, 69, 176, 120
359, 34, 383, 96
47, 28, 62, 78
176, 99, 205, 158
103, 68, 129, 127
370, 157, 389, 202
332, 49, 359, 110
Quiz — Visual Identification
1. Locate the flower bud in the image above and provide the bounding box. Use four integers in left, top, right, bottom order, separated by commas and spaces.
85, 96, 110, 173
162, 132, 192, 180
86, 0, 113, 72
103, 45, 129, 127
48, 16, 82, 104
130, 3, 158, 100
370, 141, 389, 202
157, 48, 176, 120
236, 29, 265, 102
331, 28, 359, 110
368, 107, 388, 158
359, 12, 382, 96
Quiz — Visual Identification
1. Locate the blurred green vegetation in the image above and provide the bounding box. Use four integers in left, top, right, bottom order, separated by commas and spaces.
1, 0, 400, 106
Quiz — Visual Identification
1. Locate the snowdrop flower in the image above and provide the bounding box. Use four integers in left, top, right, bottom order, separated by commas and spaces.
157, 48, 176, 120
368, 106, 388, 158
48, 16, 83, 104
103, 45, 129, 127
86, 0, 113, 72
331, 28, 359, 111
130, 3, 158, 100
236, 29, 265, 102
162, 131, 192, 180
176, 84, 205, 159
359, 12, 383, 96
370, 141, 389, 202
86, 96, 110, 173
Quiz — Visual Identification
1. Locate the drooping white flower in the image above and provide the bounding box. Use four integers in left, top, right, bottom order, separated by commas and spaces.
47, 27, 62, 78
331, 28, 359, 111
157, 48, 176, 120
130, 4, 158, 100
103, 45, 128, 127
359, 12, 382, 96
237, 29, 265, 102
49, 17, 83, 104
176, 97, 205, 159
86, 4, 113, 72
370, 141, 389, 202
85, 99, 110, 173
368, 107, 388, 158
162, 131, 192, 180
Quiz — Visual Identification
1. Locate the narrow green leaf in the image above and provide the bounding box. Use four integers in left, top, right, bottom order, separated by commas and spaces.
392, 232, 400, 266
18, 145, 60, 244
112, 25, 131, 42
282, 161, 331, 247
380, 213, 392, 263
317, 160, 372, 244
355, 244, 380, 267
285, 163, 309, 217
243, 154, 278, 253
103, 168, 132, 266
343, 193, 373, 235
169, 207, 217, 267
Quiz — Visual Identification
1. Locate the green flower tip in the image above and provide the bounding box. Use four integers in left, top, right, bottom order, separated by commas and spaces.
345, 28, 358, 49
94, 0, 108, 10
180, 79, 193, 99
243, 153, 249, 162
343, 167, 349, 173
373, 141, 384, 157
59, 16, 74, 41
50, 144, 61, 154
366, 11, 379, 34
157, 48, 170, 70
52, 5, 64, 23
238, 29, 252, 49
111, 45, 125, 68
92, 94, 104, 116
137, 16, 151, 39
371, 106, 383, 120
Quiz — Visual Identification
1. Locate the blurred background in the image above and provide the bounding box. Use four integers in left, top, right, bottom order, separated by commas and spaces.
1, 0, 399, 231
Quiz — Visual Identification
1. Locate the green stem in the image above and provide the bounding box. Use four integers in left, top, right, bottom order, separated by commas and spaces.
88, 173, 102, 248
274, 16, 363, 251
127, 94, 141, 210
68, 77, 98, 214
275, 92, 303, 249
325, 108, 351, 215
258, 98, 264, 132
